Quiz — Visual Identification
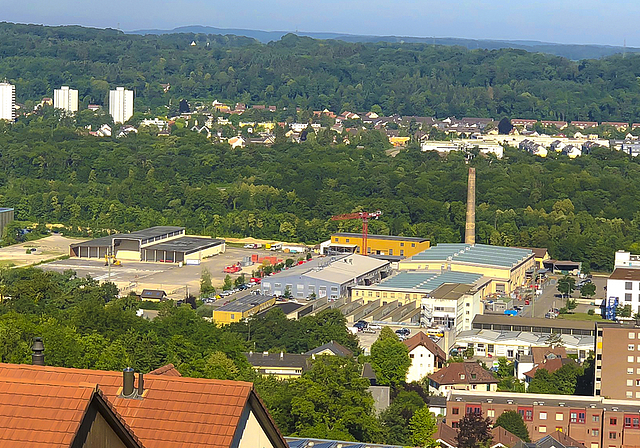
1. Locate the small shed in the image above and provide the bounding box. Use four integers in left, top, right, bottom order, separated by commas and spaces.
140, 289, 168, 302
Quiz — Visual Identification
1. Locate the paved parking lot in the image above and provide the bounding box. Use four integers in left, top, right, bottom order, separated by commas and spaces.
41, 247, 305, 298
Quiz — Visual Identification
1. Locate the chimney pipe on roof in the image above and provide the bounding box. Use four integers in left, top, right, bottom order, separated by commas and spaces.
137, 373, 144, 396
31, 337, 45, 366
123, 367, 135, 397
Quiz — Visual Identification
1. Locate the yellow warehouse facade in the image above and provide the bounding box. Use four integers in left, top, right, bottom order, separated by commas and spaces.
329, 233, 430, 257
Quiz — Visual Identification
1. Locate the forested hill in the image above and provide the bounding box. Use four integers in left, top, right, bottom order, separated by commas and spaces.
4, 22, 640, 122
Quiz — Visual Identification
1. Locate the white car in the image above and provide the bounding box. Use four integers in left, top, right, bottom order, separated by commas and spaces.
369, 324, 382, 330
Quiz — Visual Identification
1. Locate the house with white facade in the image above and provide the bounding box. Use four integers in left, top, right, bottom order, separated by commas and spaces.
403, 332, 447, 383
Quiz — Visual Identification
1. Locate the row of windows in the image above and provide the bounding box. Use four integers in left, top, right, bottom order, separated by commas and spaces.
453, 408, 613, 424
353, 290, 422, 300
334, 237, 417, 248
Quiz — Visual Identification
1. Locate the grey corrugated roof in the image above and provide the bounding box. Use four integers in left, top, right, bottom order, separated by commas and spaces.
215, 294, 272, 312
410, 243, 533, 268
144, 236, 224, 254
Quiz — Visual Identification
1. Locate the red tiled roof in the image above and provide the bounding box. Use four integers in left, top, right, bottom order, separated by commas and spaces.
523, 358, 576, 379
434, 421, 458, 447
0, 377, 95, 448
428, 362, 498, 386
403, 332, 447, 361
0, 376, 141, 448
148, 363, 182, 377
530, 346, 566, 364
0, 363, 273, 448
491, 426, 522, 448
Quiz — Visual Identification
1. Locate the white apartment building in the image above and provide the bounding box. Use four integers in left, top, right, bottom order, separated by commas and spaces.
608, 250, 640, 315
54, 86, 79, 113
403, 332, 447, 383
0, 82, 16, 122
109, 87, 134, 124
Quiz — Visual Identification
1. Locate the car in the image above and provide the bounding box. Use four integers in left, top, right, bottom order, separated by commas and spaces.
354, 321, 368, 329
361, 328, 377, 334
513, 306, 522, 311
395, 328, 410, 337
525, 300, 530, 305
369, 323, 382, 330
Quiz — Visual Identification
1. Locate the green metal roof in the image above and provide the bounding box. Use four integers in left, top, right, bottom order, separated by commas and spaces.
377, 270, 482, 293
409, 243, 532, 268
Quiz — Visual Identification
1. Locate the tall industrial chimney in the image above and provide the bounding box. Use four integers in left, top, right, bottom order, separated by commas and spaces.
465, 167, 476, 245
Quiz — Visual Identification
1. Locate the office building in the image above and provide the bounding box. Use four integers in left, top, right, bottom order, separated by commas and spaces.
326, 233, 430, 257
447, 389, 640, 448
109, 87, 134, 123
0, 82, 15, 122
593, 323, 640, 400
53, 86, 79, 112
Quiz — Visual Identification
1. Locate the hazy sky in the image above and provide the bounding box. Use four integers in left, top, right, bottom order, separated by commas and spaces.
4, 0, 639, 47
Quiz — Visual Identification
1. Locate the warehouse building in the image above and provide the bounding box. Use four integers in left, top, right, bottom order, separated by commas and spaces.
352, 271, 490, 332
212, 293, 276, 324
324, 233, 430, 257
0, 207, 13, 237
69, 226, 225, 263
399, 243, 534, 294
260, 254, 391, 300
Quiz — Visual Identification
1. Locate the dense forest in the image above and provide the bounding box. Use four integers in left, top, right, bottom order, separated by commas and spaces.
1, 112, 639, 271
5, 22, 640, 120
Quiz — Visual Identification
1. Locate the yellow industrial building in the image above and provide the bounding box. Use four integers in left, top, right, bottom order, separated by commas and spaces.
398, 243, 534, 294
328, 233, 430, 257
212, 294, 276, 324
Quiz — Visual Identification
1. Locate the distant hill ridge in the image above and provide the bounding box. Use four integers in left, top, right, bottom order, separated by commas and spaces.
130, 25, 640, 60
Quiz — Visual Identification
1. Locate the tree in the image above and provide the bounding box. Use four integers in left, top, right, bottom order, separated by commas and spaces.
370, 327, 411, 387
557, 275, 576, 298
496, 358, 513, 378
290, 356, 382, 442
618, 304, 632, 318
234, 274, 246, 288
409, 406, 439, 448
545, 332, 564, 348
223, 275, 233, 291
580, 282, 596, 298
285, 258, 294, 268
456, 412, 493, 448
494, 411, 530, 442
380, 390, 426, 445
283, 286, 292, 299
498, 117, 513, 135
199, 268, 215, 297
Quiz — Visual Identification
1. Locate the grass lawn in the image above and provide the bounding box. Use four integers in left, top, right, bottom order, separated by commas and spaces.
558, 312, 603, 321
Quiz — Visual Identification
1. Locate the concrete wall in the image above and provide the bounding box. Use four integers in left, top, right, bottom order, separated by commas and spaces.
236, 408, 275, 448
184, 242, 225, 261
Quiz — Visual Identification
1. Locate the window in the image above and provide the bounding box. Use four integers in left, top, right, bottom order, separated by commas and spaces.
631, 332, 637, 339
626, 293, 633, 302
400, 250, 404, 256
412, 243, 415, 247
452, 421, 459, 429
629, 356, 635, 363
593, 415, 600, 423
471, 374, 477, 379
539, 426, 547, 433
409, 354, 414, 358
466, 405, 481, 415
592, 429, 599, 437
540, 412, 548, 420
460, 374, 466, 380
609, 432, 617, 440
629, 344, 635, 351
345, 238, 350, 243
629, 368, 635, 374
389, 249, 393, 255
400, 242, 404, 247
629, 379, 634, 387
624, 415, 640, 428
556, 413, 564, 421
487, 344, 495, 354
230, 314, 235, 319
556, 427, 563, 432
452, 408, 459, 415
570, 411, 585, 424
627, 391, 633, 398
626, 281, 633, 290
610, 418, 617, 425
487, 410, 495, 418
518, 407, 533, 422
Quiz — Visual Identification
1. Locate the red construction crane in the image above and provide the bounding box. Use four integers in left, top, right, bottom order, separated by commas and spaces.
331, 210, 382, 256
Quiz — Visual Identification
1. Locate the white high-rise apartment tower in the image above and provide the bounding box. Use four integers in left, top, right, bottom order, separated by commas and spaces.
54, 86, 79, 113
109, 87, 134, 124
0, 82, 16, 122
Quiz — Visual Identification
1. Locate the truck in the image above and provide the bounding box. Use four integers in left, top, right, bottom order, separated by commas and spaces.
270, 243, 282, 251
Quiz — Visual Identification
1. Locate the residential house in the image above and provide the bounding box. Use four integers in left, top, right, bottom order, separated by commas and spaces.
403, 331, 447, 382
228, 135, 246, 148
305, 341, 353, 357
428, 361, 499, 394
245, 351, 309, 379
570, 121, 597, 130
514, 432, 586, 448
435, 422, 522, 448
140, 289, 167, 302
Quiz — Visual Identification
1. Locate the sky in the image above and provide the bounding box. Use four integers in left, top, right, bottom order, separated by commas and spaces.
3, 0, 640, 47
